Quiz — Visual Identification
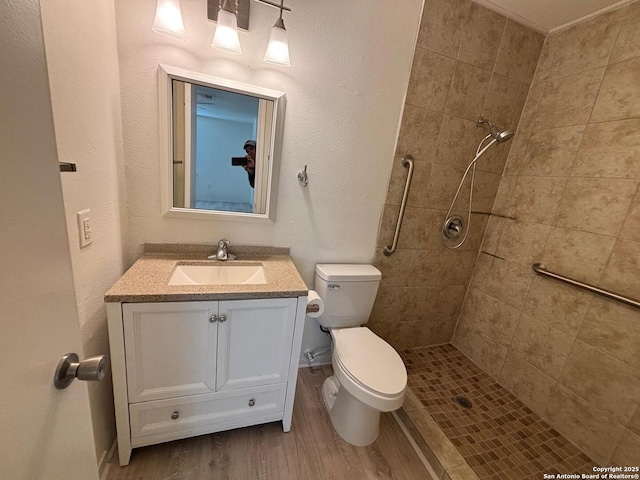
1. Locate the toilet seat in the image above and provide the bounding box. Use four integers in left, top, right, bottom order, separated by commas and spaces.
332, 327, 406, 398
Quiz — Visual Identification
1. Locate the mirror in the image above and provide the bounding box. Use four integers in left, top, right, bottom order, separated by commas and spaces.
158, 64, 285, 222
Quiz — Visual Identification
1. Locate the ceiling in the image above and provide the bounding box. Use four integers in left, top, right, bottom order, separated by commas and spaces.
473, 0, 633, 32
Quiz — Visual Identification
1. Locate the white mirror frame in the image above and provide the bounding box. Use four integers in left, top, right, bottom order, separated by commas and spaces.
158, 64, 286, 223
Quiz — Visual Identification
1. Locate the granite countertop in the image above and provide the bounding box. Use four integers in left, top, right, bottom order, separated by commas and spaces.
104, 243, 308, 303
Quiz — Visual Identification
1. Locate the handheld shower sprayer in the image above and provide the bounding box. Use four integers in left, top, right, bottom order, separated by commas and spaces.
441, 117, 515, 249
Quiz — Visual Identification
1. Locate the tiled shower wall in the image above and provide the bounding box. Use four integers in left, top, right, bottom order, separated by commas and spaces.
370, 0, 543, 349
454, 1, 640, 466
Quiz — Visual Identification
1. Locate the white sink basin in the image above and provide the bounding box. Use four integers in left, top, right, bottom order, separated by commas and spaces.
168, 264, 266, 286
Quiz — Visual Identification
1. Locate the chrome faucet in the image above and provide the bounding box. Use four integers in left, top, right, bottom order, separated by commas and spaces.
208, 239, 235, 261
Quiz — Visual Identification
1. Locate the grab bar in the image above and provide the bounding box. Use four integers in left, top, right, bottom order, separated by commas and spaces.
532, 263, 640, 309
384, 155, 414, 256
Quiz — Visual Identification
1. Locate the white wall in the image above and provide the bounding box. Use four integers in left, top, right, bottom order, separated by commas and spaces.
115, 0, 422, 362
40, 0, 126, 470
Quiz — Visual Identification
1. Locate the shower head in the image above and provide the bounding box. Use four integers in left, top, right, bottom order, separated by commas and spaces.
477, 117, 514, 144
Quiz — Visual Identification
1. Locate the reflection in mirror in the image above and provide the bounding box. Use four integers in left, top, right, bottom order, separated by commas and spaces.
159, 65, 285, 222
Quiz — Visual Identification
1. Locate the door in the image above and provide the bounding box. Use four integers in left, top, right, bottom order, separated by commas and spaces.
0, 2, 99, 479
216, 298, 297, 391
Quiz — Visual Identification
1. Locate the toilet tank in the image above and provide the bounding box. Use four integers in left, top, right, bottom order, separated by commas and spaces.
314, 264, 382, 329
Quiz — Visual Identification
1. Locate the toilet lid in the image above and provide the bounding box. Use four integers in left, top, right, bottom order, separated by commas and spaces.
333, 328, 407, 397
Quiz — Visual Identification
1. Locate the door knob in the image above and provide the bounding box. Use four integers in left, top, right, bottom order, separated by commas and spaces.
54, 352, 109, 390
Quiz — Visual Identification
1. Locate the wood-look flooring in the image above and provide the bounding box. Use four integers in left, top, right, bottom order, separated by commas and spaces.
104, 365, 433, 480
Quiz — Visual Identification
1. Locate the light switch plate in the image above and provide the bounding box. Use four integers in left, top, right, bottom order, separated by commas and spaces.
77, 209, 92, 248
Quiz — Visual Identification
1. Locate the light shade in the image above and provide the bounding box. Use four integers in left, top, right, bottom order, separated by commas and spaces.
212, 8, 242, 54
152, 0, 186, 39
263, 18, 290, 66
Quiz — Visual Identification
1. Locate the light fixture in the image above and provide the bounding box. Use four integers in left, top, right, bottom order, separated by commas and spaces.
211, 0, 242, 55
152, 0, 187, 40
263, 1, 290, 67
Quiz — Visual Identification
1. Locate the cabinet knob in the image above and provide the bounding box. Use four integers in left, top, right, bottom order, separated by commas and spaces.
171, 411, 179, 420
248, 398, 255, 407
218, 314, 227, 323
209, 315, 218, 323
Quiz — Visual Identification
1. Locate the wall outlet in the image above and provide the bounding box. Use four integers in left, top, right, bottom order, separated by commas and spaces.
76, 209, 92, 248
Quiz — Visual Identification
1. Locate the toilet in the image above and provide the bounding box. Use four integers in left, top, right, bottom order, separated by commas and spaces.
314, 264, 407, 446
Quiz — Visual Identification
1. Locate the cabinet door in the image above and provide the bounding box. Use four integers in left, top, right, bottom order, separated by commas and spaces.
123, 302, 218, 403
216, 298, 297, 391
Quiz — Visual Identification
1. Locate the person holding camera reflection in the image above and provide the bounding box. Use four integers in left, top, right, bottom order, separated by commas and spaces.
243, 139, 256, 188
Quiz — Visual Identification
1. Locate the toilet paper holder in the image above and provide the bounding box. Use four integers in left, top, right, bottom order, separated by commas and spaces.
306, 304, 320, 313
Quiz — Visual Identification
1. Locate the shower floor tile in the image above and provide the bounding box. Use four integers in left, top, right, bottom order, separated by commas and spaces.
401, 344, 594, 480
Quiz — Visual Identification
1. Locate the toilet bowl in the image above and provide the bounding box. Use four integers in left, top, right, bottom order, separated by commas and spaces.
313, 264, 407, 446
322, 327, 406, 446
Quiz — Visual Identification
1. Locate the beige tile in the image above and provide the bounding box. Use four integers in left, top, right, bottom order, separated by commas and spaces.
421, 287, 466, 344
406, 160, 433, 208
630, 407, 640, 435
455, 326, 508, 379
436, 249, 477, 285
600, 239, 640, 300
524, 276, 592, 336
481, 215, 503, 255
578, 296, 640, 370
546, 9, 623, 80
492, 176, 517, 216
554, 178, 638, 237
518, 83, 545, 132
396, 105, 442, 160
532, 35, 558, 85
401, 387, 424, 413
373, 248, 412, 287
381, 319, 427, 350
541, 227, 616, 283
572, 118, 640, 179
425, 163, 467, 210
494, 19, 545, 84
620, 190, 640, 242
502, 131, 529, 177
545, 384, 626, 465
451, 212, 488, 252
610, 429, 640, 466
471, 170, 501, 213
510, 314, 574, 378
499, 350, 555, 418
533, 67, 605, 129
481, 75, 529, 131
469, 252, 493, 289
415, 208, 448, 250
406, 408, 468, 471
591, 57, 640, 122
369, 286, 404, 328
495, 219, 551, 266
610, 0, 640, 64
399, 286, 431, 321
475, 291, 521, 347
377, 204, 400, 248
385, 156, 411, 206
435, 115, 478, 169
406, 48, 456, 112
416, 0, 470, 59
509, 176, 567, 225
519, 125, 585, 177
444, 463, 481, 480
406, 250, 442, 287
458, 3, 505, 71
396, 207, 421, 250
445, 62, 492, 122
560, 340, 640, 424
484, 258, 533, 309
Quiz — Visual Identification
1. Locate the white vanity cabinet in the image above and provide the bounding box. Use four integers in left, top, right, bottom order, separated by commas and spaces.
106, 296, 306, 466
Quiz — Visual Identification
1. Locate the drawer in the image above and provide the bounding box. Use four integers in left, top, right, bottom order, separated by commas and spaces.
130, 383, 286, 446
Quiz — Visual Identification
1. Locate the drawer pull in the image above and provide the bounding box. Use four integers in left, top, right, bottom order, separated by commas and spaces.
171, 411, 180, 420
209, 315, 218, 323
219, 314, 227, 323
248, 398, 256, 407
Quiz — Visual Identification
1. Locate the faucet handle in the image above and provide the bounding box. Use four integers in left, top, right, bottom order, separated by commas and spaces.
218, 238, 230, 247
